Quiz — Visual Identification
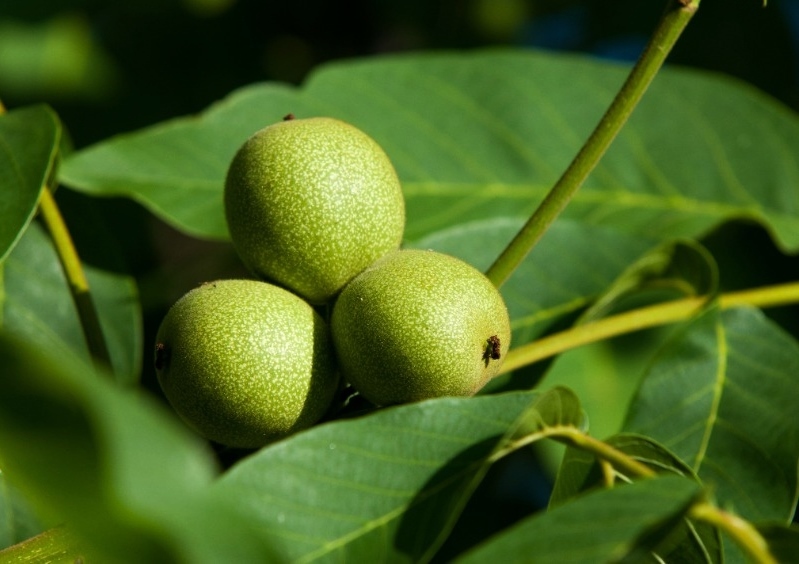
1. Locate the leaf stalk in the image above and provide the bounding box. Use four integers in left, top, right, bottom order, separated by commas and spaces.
551, 427, 657, 479
485, 0, 700, 287
500, 280, 799, 373
37, 187, 112, 369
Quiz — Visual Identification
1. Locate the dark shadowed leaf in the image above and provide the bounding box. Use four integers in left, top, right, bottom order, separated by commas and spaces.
458, 475, 702, 563
61, 50, 799, 252
214, 387, 583, 563
623, 307, 799, 523
0, 104, 59, 262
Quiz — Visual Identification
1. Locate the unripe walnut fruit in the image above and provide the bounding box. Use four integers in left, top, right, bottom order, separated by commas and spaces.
331, 249, 511, 406
154, 279, 339, 448
224, 116, 405, 304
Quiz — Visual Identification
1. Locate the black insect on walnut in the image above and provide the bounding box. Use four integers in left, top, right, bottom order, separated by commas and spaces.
283, 113, 295, 121
154, 342, 170, 371
483, 335, 501, 365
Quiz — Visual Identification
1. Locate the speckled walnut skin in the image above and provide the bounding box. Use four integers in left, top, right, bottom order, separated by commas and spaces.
224, 117, 405, 304
331, 250, 511, 406
155, 279, 339, 448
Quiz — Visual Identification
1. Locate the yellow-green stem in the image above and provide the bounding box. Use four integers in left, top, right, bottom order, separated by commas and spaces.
500, 281, 799, 374
486, 0, 700, 287
552, 427, 657, 478
38, 187, 112, 369
690, 503, 777, 564
493, 424, 656, 479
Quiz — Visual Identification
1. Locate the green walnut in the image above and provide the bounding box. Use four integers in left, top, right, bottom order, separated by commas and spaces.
154, 279, 339, 448
224, 116, 405, 304
331, 249, 511, 406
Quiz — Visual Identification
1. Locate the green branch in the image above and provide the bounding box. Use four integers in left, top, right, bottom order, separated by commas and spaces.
38, 187, 112, 369
485, 0, 700, 287
500, 281, 799, 374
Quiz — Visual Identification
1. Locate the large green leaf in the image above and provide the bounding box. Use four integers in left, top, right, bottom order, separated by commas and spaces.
61, 50, 799, 251
623, 307, 799, 523
458, 475, 703, 563
214, 387, 583, 563
1, 222, 141, 384
0, 104, 59, 262
0, 332, 276, 562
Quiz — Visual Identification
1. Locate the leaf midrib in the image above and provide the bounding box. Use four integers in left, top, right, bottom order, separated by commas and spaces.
692, 319, 727, 472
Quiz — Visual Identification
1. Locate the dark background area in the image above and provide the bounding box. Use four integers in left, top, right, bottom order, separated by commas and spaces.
2, 0, 798, 148
2, 0, 798, 551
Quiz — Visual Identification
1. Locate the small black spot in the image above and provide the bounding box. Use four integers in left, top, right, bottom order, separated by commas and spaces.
483, 335, 501, 365
283, 113, 295, 121
155, 342, 170, 371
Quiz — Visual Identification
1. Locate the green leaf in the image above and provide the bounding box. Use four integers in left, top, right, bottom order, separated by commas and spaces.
457, 475, 703, 563
526, 241, 718, 457
0, 332, 276, 562
518, 239, 717, 462
623, 307, 799, 522
577, 239, 718, 324
0, 104, 60, 262
1, 222, 141, 384
757, 524, 799, 563
214, 387, 582, 563
550, 434, 721, 563
61, 50, 799, 250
